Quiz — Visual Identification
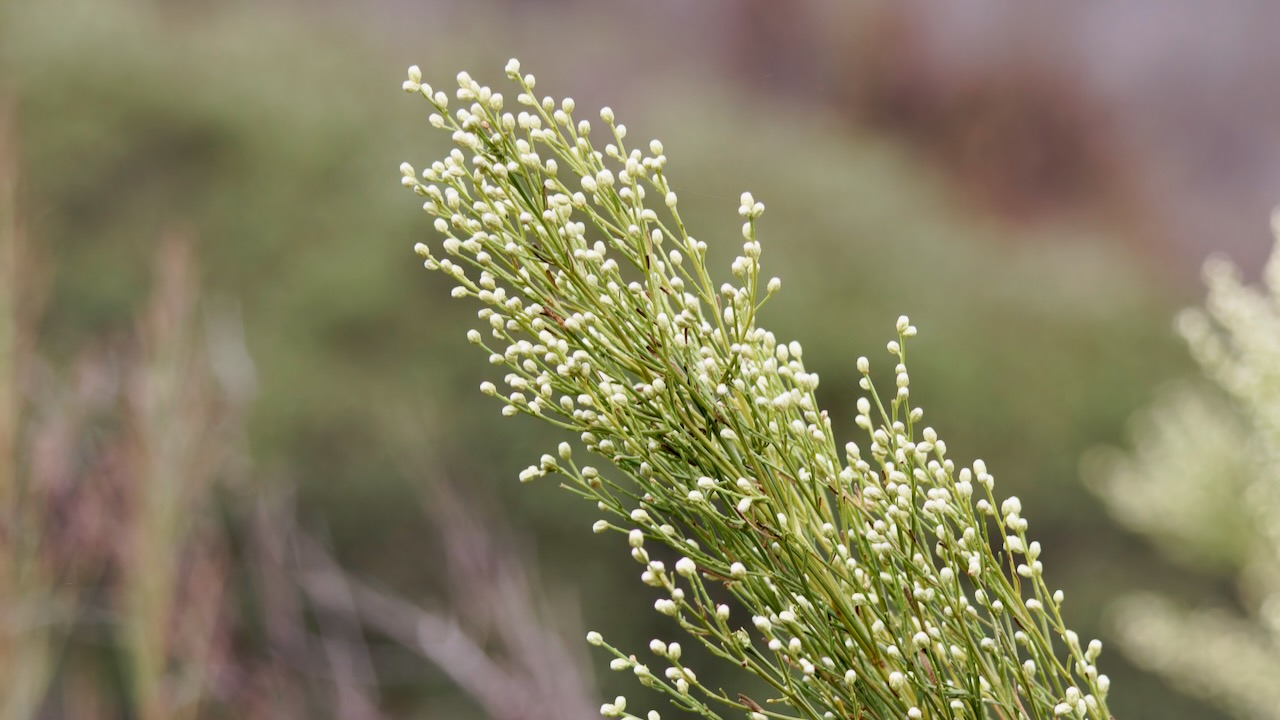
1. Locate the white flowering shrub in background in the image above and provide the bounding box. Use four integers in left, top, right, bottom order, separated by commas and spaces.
399, 60, 1113, 720
1089, 215, 1280, 719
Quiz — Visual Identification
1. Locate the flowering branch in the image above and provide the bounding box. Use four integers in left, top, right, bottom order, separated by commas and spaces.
398, 59, 1113, 720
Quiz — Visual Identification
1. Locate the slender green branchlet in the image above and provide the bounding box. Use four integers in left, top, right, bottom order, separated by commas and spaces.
399, 59, 1113, 720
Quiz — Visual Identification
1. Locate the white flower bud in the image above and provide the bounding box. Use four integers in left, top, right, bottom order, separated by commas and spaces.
1002, 496, 1022, 516
601, 696, 625, 717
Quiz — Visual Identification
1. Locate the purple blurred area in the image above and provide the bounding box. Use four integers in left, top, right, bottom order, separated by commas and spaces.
376, 0, 1280, 275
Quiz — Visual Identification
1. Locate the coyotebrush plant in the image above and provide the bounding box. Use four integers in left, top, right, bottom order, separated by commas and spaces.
398, 59, 1113, 720
1090, 215, 1280, 719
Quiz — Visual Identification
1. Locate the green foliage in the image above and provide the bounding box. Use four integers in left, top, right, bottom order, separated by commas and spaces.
401, 60, 1118, 719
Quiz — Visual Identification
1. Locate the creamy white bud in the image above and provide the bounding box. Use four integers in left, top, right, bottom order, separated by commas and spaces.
1087, 639, 1103, 660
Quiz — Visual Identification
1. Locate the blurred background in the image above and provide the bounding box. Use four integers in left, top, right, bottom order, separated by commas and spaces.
2, 0, 1277, 717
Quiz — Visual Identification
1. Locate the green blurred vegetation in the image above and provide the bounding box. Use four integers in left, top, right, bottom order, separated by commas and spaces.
0, 0, 1225, 717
